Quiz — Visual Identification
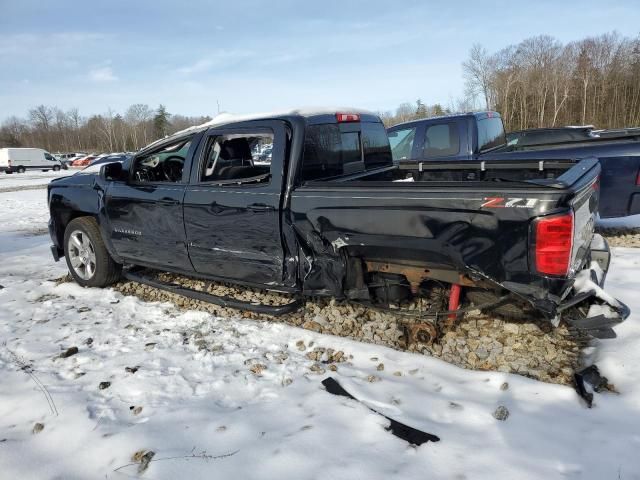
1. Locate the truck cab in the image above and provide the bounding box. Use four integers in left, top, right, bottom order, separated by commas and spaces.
387, 112, 506, 163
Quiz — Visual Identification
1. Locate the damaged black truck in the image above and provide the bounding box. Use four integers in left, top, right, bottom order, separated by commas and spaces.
48, 109, 629, 343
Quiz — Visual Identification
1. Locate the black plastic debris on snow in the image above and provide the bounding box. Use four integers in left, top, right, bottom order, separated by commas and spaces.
321, 376, 440, 446
59, 347, 79, 359
574, 365, 611, 408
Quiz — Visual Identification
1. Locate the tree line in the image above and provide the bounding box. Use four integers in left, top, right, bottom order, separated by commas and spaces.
463, 31, 640, 131
0, 104, 211, 153
378, 100, 453, 127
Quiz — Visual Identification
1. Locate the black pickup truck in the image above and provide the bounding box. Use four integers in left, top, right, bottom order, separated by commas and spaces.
388, 112, 640, 218
48, 109, 628, 340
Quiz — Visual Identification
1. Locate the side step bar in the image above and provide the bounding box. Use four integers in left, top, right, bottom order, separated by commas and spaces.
122, 269, 304, 316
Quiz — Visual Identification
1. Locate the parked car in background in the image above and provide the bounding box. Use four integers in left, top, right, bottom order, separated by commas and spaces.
86, 153, 131, 168
256, 146, 272, 163
67, 153, 88, 163
55, 152, 87, 161
71, 155, 99, 167
56, 152, 87, 167
0, 147, 65, 173
506, 127, 596, 147
387, 112, 640, 218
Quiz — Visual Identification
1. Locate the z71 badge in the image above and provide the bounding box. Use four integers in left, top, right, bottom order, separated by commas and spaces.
481, 197, 540, 209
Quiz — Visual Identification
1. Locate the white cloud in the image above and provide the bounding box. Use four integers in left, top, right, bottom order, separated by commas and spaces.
178, 50, 257, 75
0, 32, 107, 58
89, 66, 117, 82
178, 58, 215, 75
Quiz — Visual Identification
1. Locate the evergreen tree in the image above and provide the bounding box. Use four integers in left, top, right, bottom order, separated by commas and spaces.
153, 104, 170, 138
415, 99, 427, 118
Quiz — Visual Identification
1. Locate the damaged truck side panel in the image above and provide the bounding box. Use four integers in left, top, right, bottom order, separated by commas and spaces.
48, 110, 628, 339
289, 174, 597, 315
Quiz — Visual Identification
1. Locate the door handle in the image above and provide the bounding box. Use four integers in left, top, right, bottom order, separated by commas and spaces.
247, 203, 275, 212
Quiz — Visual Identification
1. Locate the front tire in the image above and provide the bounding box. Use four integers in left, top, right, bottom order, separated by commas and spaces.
53, 165, 60, 171
16, 166, 25, 173
64, 217, 122, 287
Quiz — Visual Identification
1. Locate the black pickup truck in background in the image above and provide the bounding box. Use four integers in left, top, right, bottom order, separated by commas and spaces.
506, 126, 596, 146
388, 112, 640, 218
48, 109, 628, 341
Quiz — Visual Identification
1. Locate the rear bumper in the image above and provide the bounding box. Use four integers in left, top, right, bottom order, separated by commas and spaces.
559, 234, 629, 338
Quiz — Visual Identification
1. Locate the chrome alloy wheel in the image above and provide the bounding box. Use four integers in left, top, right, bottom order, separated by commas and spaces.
68, 230, 97, 280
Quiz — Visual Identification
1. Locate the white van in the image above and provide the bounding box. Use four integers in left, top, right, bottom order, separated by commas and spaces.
0, 148, 64, 173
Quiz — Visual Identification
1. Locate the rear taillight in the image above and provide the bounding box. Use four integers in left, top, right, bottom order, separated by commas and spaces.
636, 169, 640, 186
335, 113, 360, 123
8, 160, 11, 167
534, 212, 574, 276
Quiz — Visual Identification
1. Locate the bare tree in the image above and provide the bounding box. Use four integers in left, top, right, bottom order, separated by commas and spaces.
467, 32, 640, 131
463, 44, 495, 110
395, 103, 416, 123
29, 105, 54, 150
125, 104, 153, 149
67, 108, 83, 150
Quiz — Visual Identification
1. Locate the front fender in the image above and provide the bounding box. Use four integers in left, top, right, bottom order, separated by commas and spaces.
48, 175, 123, 263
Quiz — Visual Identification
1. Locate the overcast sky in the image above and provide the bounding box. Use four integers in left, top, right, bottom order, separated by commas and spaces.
1, 0, 639, 121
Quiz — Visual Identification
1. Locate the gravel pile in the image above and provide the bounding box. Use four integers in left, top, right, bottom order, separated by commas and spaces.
112, 272, 588, 386
599, 228, 640, 248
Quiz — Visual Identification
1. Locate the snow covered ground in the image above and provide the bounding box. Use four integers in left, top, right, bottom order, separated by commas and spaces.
1, 178, 640, 480
0, 170, 72, 190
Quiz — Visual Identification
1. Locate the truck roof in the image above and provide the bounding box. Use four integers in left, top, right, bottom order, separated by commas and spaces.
142, 107, 381, 153
388, 111, 501, 130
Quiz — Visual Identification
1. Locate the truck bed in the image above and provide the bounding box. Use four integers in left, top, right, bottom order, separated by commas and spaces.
290, 157, 601, 315
395, 158, 589, 186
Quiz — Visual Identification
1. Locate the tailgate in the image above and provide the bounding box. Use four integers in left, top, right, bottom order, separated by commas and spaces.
568, 176, 599, 276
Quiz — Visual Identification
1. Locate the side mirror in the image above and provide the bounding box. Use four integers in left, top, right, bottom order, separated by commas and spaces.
100, 162, 125, 181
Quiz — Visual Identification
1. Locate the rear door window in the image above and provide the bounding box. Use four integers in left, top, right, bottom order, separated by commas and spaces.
388, 127, 416, 161
423, 123, 459, 158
